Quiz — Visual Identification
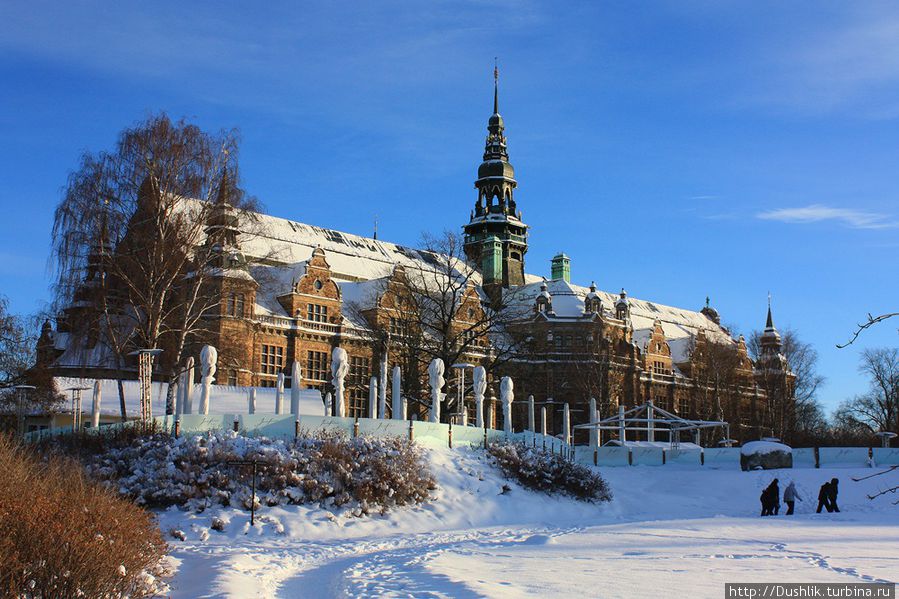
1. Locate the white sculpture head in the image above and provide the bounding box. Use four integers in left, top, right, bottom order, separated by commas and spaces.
428, 358, 445, 389
200, 345, 218, 378
331, 347, 348, 378
473, 365, 487, 396
500, 376, 514, 403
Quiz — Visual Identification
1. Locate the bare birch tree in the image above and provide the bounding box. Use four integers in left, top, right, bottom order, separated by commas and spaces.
51, 114, 260, 417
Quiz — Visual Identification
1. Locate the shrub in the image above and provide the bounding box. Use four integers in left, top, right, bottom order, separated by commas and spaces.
486, 442, 612, 502
34, 418, 169, 459
80, 431, 436, 515
0, 434, 168, 598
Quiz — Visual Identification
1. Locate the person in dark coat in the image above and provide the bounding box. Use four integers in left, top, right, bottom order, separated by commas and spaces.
826, 478, 840, 512
760, 478, 779, 516
817, 481, 833, 513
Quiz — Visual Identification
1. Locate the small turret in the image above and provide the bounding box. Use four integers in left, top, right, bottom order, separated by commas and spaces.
701, 296, 721, 325
615, 288, 630, 320
535, 281, 553, 314
584, 281, 602, 314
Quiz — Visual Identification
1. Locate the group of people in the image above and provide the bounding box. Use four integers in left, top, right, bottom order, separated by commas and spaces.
759, 478, 840, 516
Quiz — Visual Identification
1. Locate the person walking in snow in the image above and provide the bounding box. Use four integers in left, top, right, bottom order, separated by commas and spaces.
760, 478, 779, 516
826, 478, 840, 513
817, 480, 833, 513
783, 481, 802, 515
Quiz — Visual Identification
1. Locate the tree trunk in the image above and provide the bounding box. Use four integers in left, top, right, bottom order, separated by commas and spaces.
118, 378, 127, 422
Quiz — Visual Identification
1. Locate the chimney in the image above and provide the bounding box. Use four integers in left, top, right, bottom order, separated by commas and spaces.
550, 253, 570, 283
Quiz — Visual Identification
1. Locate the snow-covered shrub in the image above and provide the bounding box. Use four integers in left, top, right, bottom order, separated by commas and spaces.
0, 434, 168, 598
36, 418, 169, 459
486, 442, 612, 502
82, 431, 436, 515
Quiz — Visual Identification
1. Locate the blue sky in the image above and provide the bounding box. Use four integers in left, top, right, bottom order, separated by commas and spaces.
1, 1, 897, 412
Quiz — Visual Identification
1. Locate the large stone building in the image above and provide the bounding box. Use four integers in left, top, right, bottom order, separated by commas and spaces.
40, 74, 793, 443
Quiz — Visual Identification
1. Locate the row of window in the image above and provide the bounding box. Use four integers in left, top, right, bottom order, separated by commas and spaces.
225, 295, 331, 324
651, 361, 670, 376
307, 303, 328, 322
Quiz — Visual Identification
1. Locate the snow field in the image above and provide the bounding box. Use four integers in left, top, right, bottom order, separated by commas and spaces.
158, 445, 899, 598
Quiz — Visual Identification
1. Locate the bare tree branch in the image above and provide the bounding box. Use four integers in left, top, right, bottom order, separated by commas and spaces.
837, 312, 899, 348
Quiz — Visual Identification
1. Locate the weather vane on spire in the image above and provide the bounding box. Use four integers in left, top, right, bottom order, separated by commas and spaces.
494, 57, 498, 82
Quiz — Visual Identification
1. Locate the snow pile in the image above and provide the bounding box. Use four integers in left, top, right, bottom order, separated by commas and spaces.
741, 440, 792, 455
86, 431, 436, 515
741, 440, 793, 471
486, 442, 612, 502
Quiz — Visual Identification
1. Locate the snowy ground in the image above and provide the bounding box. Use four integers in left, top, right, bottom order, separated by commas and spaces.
159, 446, 899, 598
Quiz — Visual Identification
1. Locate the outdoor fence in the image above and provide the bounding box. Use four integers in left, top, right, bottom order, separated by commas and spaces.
22, 415, 898, 470
23, 413, 573, 455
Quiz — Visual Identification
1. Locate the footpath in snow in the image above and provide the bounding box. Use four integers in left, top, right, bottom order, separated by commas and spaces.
159, 445, 899, 598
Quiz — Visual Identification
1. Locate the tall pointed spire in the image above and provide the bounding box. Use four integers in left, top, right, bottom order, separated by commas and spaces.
761, 294, 782, 349
493, 58, 499, 115
765, 295, 775, 330
462, 63, 528, 289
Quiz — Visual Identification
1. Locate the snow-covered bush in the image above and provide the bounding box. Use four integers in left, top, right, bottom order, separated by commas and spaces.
0, 434, 168, 598
35, 417, 169, 458
486, 442, 612, 502
82, 431, 436, 515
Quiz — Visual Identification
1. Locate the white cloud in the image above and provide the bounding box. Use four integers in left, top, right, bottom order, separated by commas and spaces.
757, 204, 898, 229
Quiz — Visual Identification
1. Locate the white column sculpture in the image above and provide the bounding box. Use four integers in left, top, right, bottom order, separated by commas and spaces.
378, 351, 388, 419
369, 376, 378, 419
527, 395, 535, 432
563, 402, 571, 446
198, 345, 217, 415
391, 366, 404, 420
90, 380, 102, 428
248, 388, 257, 414
331, 347, 349, 417
500, 376, 514, 435
275, 372, 285, 415
589, 397, 598, 451
291, 361, 303, 417
472, 365, 487, 428
428, 358, 445, 423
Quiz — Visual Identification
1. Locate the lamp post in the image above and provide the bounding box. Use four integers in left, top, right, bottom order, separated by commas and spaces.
451, 363, 474, 425
65, 386, 91, 432
130, 349, 163, 425
12, 384, 35, 438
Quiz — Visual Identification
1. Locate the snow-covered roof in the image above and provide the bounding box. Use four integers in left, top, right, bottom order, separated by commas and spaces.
507, 278, 734, 363
241, 211, 464, 283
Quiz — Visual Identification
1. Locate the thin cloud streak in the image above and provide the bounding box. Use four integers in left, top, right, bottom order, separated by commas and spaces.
757, 204, 898, 230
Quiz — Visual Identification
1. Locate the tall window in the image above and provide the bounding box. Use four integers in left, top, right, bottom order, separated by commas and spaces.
306, 303, 328, 322
260, 345, 284, 375
306, 350, 329, 383
389, 317, 407, 337
229, 293, 245, 317
228, 369, 238, 386
347, 356, 371, 417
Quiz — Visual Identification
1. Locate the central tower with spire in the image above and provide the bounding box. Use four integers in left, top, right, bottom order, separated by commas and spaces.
463, 64, 528, 289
